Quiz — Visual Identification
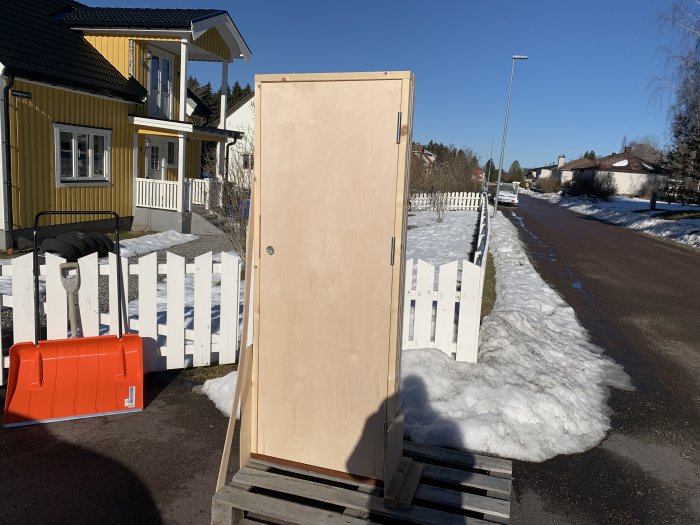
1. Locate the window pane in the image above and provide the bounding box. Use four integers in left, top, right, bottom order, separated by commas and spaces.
93, 135, 105, 177
161, 59, 170, 94
167, 142, 175, 165
60, 131, 73, 178
150, 146, 160, 170
76, 134, 88, 177
150, 57, 159, 91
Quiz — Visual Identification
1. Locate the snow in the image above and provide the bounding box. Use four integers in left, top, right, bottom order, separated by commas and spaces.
406, 211, 478, 265
642, 163, 656, 171
202, 370, 239, 418
203, 210, 632, 462
523, 190, 700, 248
612, 159, 629, 167
117, 230, 198, 258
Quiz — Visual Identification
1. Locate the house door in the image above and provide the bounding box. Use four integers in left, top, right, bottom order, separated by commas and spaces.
147, 53, 172, 119
148, 144, 163, 179
254, 78, 404, 479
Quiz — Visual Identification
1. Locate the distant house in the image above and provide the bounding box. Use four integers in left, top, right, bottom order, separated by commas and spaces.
559, 147, 668, 196
528, 155, 566, 180
472, 166, 484, 180
219, 91, 255, 180
0, 0, 250, 248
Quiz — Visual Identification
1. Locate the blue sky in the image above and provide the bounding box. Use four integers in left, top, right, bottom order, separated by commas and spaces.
91, 0, 674, 168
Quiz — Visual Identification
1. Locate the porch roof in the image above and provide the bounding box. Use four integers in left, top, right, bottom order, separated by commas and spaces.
129, 115, 244, 142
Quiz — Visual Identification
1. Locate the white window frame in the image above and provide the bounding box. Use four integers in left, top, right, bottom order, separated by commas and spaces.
53, 123, 111, 187
147, 48, 175, 120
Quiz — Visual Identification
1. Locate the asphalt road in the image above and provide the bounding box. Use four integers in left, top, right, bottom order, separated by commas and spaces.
503, 195, 700, 524
0, 371, 238, 525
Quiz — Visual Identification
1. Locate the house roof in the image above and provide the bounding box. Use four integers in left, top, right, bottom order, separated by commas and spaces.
561, 148, 667, 174
0, 0, 147, 103
560, 157, 596, 171
59, 7, 227, 29
187, 88, 213, 119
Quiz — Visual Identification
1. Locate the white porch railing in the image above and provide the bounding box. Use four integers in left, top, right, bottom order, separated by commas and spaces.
135, 179, 180, 211
402, 193, 490, 363
0, 251, 242, 384
409, 191, 482, 211
189, 178, 223, 210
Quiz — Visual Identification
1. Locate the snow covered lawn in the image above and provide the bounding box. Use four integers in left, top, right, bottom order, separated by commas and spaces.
203, 210, 632, 462
523, 190, 700, 248
406, 210, 479, 265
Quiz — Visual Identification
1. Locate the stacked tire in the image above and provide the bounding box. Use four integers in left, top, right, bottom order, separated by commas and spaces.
40, 232, 115, 261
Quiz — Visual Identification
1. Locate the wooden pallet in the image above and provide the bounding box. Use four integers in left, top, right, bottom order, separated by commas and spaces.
211, 441, 512, 525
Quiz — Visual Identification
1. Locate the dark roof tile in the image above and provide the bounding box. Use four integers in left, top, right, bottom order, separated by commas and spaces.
60, 7, 226, 29
0, 0, 146, 102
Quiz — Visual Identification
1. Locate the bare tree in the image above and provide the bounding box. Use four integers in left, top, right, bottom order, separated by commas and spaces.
200, 126, 254, 260
409, 144, 481, 223
622, 134, 665, 163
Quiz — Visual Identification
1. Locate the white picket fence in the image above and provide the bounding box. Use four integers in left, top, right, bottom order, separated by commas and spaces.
402, 194, 490, 362
409, 191, 482, 211
0, 251, 242, 385
189, 178, 223, 210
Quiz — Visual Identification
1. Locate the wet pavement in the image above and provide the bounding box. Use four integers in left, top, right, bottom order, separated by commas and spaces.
503, 195, 700, 524
0, 371, 236, 525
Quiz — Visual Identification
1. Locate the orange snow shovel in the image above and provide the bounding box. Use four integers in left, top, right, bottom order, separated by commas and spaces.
3, 211, 143, 427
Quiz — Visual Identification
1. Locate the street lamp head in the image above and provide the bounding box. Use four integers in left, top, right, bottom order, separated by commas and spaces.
513, 55, 528, 60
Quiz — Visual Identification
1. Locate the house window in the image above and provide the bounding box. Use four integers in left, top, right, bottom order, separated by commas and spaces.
54, 124, 110, 185
243, 153, 254, 170
147, 50, 173, 119
166, 141, 176, 167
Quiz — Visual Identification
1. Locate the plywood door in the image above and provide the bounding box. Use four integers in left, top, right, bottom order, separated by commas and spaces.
256, 79, 403, 479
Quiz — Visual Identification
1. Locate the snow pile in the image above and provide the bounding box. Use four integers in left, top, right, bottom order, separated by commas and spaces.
406, 211, 478, 265
523, 190, 700, 248
202, 370, 239, 417
401, 213, 633, 461
117, 230, 198, 258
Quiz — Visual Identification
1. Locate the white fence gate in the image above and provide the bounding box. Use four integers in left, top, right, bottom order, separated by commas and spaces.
402, 193, 490, 362
0, 251, 242, 385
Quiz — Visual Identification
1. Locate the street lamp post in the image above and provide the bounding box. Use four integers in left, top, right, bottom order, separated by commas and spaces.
493, 55, 528, 218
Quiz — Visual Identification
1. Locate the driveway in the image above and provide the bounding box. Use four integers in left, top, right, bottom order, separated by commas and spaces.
503, 195, 700, 524
0, 371, 235, 525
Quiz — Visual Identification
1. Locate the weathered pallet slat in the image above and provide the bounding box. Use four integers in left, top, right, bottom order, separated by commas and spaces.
212, 441, 512, 525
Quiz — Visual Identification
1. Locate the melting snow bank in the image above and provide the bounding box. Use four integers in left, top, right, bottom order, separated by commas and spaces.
202, 370, 239, 417
401, 213, 633, 462
117, 230, 198, 258
523, 190, 700, 248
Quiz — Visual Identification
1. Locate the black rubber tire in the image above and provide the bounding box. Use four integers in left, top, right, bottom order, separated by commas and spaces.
41, 238, 82, 262
89, 232, 114, 257
71, 231, 99, 255
57, 233, 91, 259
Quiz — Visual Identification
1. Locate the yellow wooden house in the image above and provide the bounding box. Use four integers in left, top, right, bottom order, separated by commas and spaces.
0, 0, 250, 249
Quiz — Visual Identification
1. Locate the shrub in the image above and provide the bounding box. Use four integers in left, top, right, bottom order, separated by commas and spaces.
566, 173, 618, 200
537, 177, 561, 193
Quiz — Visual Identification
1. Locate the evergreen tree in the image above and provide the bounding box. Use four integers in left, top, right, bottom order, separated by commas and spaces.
507, 160, 522, 181
484, 159, 497, 182
583, 150, 597, 160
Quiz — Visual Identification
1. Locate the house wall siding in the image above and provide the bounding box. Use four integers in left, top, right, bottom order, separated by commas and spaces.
84, 35, 182, 119
8, 79, 134, 228
186, 138, 202, 179
193, 28, 231, 62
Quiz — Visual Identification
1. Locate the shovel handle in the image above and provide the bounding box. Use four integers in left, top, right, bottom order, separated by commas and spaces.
33, 211, 122, 344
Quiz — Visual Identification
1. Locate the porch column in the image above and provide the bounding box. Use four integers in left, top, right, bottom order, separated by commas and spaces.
216, 61, 229, 177
179, 39, 188, 122
177, 133, 187, 212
